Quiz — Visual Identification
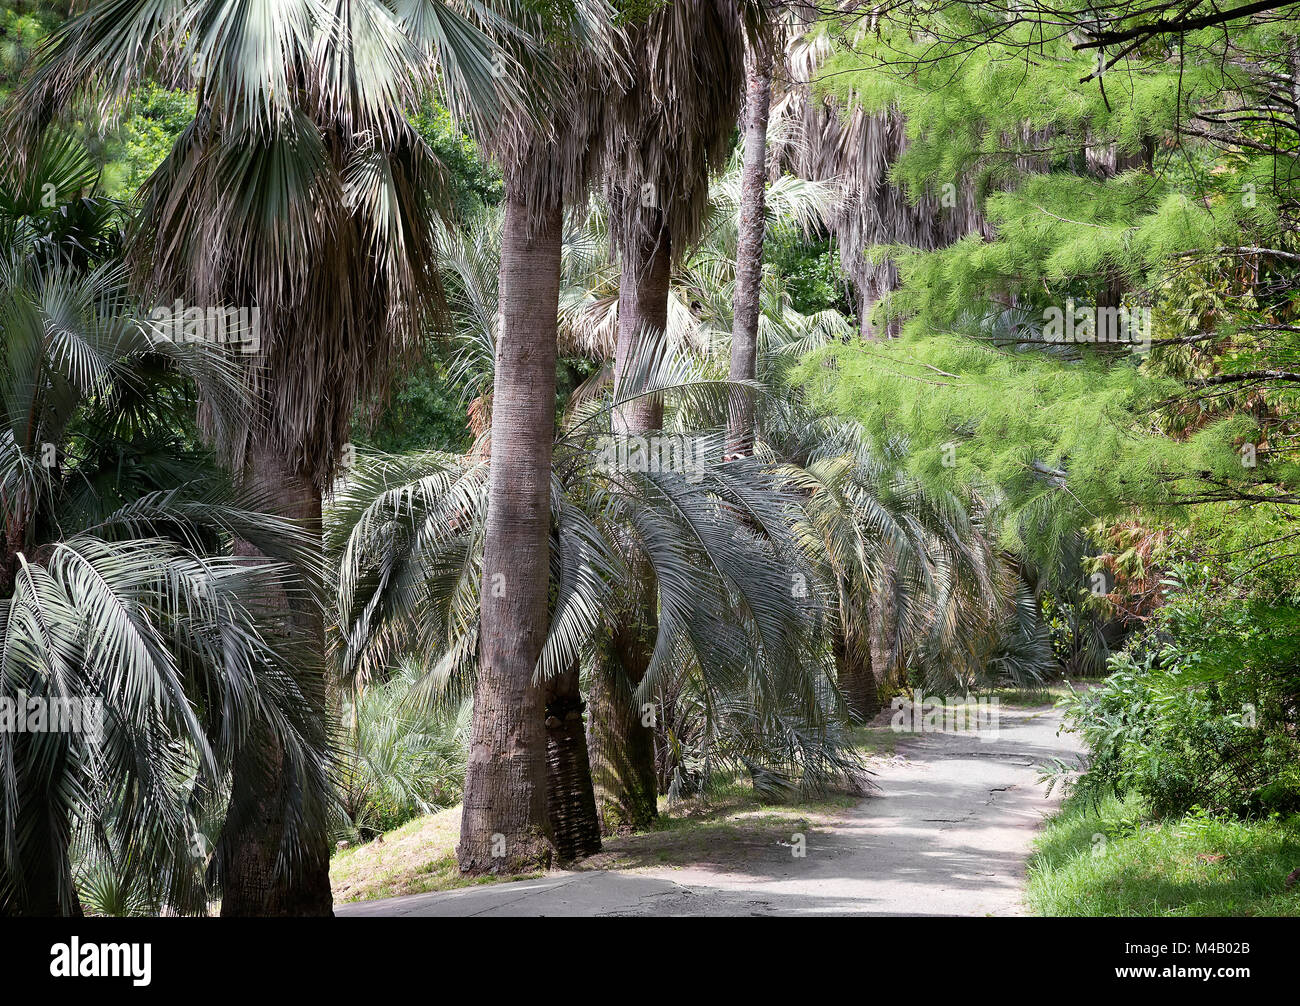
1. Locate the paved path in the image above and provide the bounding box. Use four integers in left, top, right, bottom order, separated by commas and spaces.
337, 703, 1081, 917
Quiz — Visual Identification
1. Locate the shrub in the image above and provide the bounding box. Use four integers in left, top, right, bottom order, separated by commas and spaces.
1057, 559, 1300, 818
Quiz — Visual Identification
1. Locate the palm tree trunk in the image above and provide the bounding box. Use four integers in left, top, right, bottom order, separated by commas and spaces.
858, 277, 890, 342
611, 223, 670, 435
544, 660, 602, 861
868, 587, 898, 698
726, 47, 773, 458
456, 193, 562, 874
220, 444, 333, 917
834, 619, 880, 721
588, 606, 660, 832
0, 516, 24, 598
588, 220, 672, 833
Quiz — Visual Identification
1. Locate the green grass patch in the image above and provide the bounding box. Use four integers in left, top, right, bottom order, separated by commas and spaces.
850, 723, 898, 756
1028, 792, 1300, 916
330, 806, 541, 903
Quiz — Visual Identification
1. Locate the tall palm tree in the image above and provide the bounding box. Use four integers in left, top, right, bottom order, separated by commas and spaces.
330, 206, 606, 866
460, 176, 563, 872
591, 0, 753, 831
770, 25, 986, 341
454, 7, 623, 872
438, 205, 604, 863
0, 139, 328, 916
13, 0, 509, 912
727, 20, 776, 458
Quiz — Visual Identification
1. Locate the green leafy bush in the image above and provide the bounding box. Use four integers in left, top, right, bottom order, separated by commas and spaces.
1059, 560, 1300, 818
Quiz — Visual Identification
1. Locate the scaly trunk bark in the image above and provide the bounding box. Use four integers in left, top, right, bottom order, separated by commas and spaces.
858, 284, 877, 342
588, 219, 672, 833
588, 620, 659, 832
868, 587, 898, 698
611, 223, 670, 436
457, 193, 562, 874
544, 661, 602, 861
0, 515, 24, 598
1114, 136, 1155, 173
220, 444, 333, 917
859, 280, 892, 342
833, 618, 880, 722
726, 48, 773, 459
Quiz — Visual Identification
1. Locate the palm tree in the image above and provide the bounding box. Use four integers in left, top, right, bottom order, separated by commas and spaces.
434, 207, 603, 863
727, 23, 776, 457
381, 210, 603, 862
591, 0, 754, 831
334, 162, 1057, 848
453, 7, 623, 872
13, 0, 509, 911
462, 178, 563, 872
770, 26, 986, 341
0, 139, 328, 916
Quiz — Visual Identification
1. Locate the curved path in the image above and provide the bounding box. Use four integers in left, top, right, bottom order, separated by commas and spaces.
337, 703, 1081, 917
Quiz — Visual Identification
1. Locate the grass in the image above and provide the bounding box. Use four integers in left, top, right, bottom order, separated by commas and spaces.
330, 806, 543, 903
1027, 791, 1300, 916
850, 723, 898, 756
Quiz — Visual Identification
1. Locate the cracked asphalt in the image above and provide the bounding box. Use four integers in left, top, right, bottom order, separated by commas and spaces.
336, 703, 1081, 917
